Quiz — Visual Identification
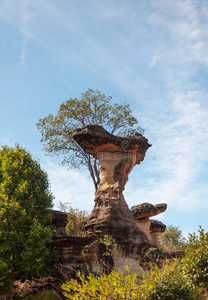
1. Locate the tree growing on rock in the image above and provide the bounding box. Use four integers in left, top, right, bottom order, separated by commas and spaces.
0, 145, 54, 300
37, 89, 143, 190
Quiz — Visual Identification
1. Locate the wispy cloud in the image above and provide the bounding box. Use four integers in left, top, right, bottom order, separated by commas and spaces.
41, 159, 94, 212
150, 51, 161, 67
149, 0, 208, 66
128, 89, 208, 211
19, 0, 32, 66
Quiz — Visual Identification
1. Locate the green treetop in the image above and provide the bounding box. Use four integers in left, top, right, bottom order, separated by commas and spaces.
37, 89, 143, 190
0, 145, 54, 300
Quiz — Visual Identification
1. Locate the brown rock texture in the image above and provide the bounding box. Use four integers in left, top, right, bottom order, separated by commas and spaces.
131, 203, 167, 249
131, 202, 167, 219
73, 124, 151, 161
73, 125, 151, 248
51, 209, 67, 235
150, 220, 166, 232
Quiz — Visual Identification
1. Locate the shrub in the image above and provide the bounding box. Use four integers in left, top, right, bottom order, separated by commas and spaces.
138, 259, 202, 300
65, 206, 89, 236
61, 259, 204, 299
59, 202, 89, 236
182, 227, 208, 290
159, 225, 186, 252
62, 267, 140, 300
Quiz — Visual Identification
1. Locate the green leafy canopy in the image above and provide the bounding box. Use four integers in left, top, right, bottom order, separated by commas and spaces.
182, 227, 208, 290
159, 225, 186, 252
37, 89, 144, 190
0, 144, 54, 298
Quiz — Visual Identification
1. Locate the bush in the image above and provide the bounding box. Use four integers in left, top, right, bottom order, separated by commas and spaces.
59, 202, 89, 236
138, 259, 202, 300
62, 267, 141, 300
159, 225, 186, 252
182, 227, 208, 290
61, 260, 204, 299
65, 206, 89, 236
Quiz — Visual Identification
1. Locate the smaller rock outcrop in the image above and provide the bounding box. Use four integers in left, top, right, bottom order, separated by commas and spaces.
150, 220, 166, 248
51, 210, 67, 235
131, 203, 167, 219
130, 203, 167, 249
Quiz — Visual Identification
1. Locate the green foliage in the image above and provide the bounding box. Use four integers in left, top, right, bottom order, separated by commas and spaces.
138, 259, 202, 300
0, 259, 12, 295
23, 289, 63, 300
0, 145, 54, 297
65, 206, 89, 236
37, 89, 143, 190
159, 225, 186, 252
83, 235, 116, 260
62, 267, 140, 300
61, 251, 205, 300
59, 202, 89, 236
182, 227, 208, 289
99, 235, 116, 257
62, 260, 202, 299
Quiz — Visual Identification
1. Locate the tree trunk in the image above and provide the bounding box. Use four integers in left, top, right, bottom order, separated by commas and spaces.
93, 158, 100, 187
87, 158, 98, 191
5, 271, 14, 300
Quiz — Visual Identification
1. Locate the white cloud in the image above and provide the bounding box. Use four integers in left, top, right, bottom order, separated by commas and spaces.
41, 159, 95, 212
19, 0, 32, 65
149, 0, 208, 66
128, 89, 208, 211
150, 51, 161, 67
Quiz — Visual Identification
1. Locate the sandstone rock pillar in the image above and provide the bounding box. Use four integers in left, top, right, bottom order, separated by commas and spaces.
73, 125, 151, 247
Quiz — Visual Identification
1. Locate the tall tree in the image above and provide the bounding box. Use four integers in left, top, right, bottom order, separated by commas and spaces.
37, 89, 143, 190
0, 145, 54, 300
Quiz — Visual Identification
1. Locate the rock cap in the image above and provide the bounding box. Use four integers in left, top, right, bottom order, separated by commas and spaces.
131, 203, 167, 219
150, 220, 166, 232
73, 125, 151, 162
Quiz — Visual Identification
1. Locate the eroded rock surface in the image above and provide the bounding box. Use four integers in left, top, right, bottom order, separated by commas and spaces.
73, 125, 151, 247
131, 202, 167, 219
150, 220, 166, 232
130, 203, 167, 249
150, 220, 166, 248
51, 209, 67, 235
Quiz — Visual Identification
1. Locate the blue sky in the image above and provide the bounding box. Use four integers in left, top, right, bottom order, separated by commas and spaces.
1, 0, 208, 238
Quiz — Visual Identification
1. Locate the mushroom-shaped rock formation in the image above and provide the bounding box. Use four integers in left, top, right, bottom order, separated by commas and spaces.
130, 203, 167, 248
150, 220, 166, 248
131, 203, 167, 219
150, 220, 166, 232
73, 125, 151, 271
